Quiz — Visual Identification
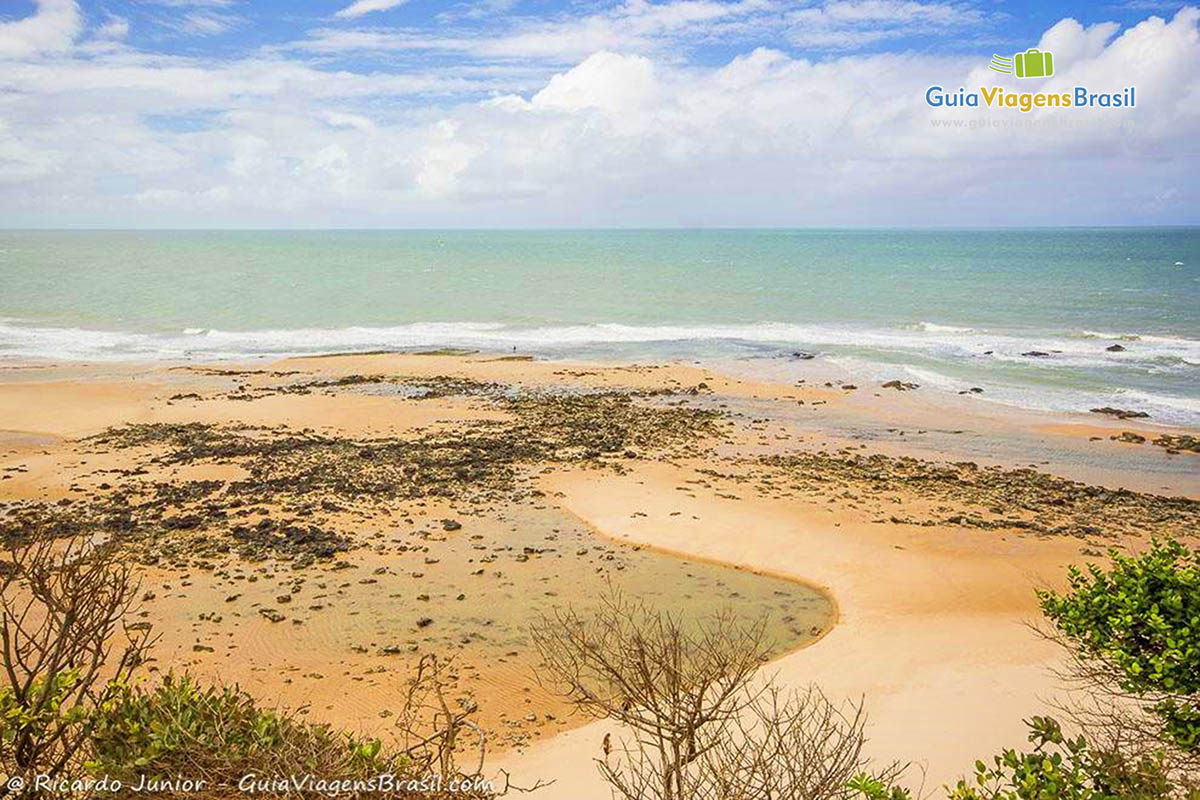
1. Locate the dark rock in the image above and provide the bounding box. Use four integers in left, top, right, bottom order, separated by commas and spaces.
758, 448, 1200, 540
1090, 407, 1150, 420
1151, 434, 1200, 453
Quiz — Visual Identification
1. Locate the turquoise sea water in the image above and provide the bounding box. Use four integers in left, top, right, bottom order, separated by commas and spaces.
0, 229, 1197, 425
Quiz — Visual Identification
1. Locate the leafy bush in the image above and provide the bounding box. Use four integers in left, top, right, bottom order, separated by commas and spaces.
946, 716, 1171, 800
86, 674, 393, 785
0, 671, 87, 743
850, 718, 1173, 800
1038, 539, 1200, 752
847, 772, 913, 800
81, 671, 501, 798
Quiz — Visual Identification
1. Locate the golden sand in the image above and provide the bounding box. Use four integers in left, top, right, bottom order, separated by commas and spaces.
1, 352, 1196, 796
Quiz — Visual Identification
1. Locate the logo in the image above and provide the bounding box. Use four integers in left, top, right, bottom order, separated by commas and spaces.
990, 49, 1054, 79
924, 47, 1135, 113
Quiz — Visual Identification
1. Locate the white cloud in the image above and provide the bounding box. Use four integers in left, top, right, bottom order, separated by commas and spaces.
438, 0, 518, 23
1037, 17, 1121, 63
0, 0, 82, 58
95, 14, 130, 40
530, 52, 658, 113
300, 0, 785, 61
787, 0, 989, 49
334, 0, 408, 19
148, 0, 237, 6
326, 111, 377, 130
301, 0, 989, 61
0, 119, 63, 181
0, 5, 1196, 226
0, 52, 525, 112
174, 11, 238, 35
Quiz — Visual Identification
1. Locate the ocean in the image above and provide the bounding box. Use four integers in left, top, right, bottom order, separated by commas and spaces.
1, 228, 1197, 425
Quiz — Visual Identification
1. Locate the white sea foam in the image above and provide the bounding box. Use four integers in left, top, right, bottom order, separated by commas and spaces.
1, 319, 1197, 364
1, 319, 1196, 424
1117, 390, 1200, 415
1077, 330, 1143, 341
914, 321, 980, 334
829, 354, 1200, 426
974, 386, 1196, 427
899, 366, 967, 392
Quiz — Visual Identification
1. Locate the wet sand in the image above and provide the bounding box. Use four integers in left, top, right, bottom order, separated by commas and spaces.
1, 352, 1197, 794
0, 355, 837, 750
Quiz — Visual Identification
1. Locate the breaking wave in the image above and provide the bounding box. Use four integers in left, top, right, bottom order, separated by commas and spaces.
1, 318, 1196, 425
1, 319, 1197, 365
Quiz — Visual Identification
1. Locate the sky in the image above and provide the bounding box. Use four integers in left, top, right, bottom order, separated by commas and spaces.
0, 0, 1197, 227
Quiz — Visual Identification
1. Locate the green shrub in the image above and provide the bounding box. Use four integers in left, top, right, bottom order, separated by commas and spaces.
848, 772, 913, 799
0, 670, 87, 744
0, 670, 91, 771
86, 674, 393, 786
849, 718, 1173, 800
1038, 539, 1200, 752
947, 716, 1171, 800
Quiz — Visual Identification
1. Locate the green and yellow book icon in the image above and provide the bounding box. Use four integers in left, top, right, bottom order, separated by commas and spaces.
990, 49, 1054, 78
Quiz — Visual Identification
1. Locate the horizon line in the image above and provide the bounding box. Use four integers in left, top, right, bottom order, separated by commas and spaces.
2, 224, 1198, 233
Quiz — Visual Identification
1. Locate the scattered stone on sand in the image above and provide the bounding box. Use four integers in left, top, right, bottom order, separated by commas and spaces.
754, 449, 1199, 539
0, 386, 723, 574
1152, 434, 1200, 454
881, 381, 920, 391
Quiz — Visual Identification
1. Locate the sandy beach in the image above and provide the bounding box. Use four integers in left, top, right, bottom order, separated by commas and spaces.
1, 351, 1197, 796
1, 0, 1197, 792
